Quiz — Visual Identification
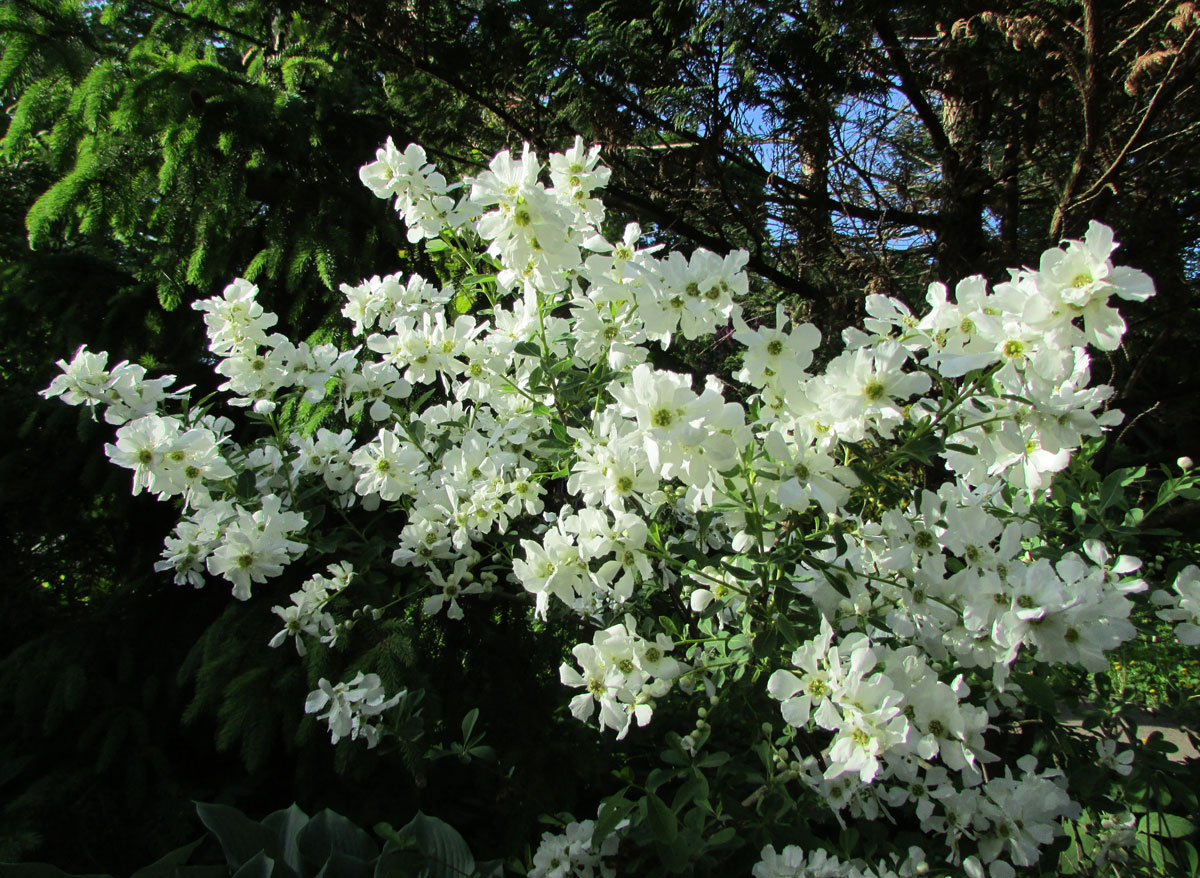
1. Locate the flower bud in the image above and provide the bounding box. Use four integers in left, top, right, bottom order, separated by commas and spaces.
1179, 456, 1194, 471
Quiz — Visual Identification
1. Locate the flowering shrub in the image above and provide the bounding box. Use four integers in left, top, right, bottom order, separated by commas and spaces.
42, 136, 1200, 876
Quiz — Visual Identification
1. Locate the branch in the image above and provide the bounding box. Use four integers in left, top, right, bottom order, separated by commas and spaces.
769, 169, 940, 230
541, 56, 943, 231
1069, 26, 1199, 210
133, 0, 271, 51
872, 15, 957, 168
1049, 0, 1100, 241
604, 183, 827, 301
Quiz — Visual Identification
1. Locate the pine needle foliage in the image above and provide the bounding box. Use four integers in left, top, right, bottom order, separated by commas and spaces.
1, 0, 490, 329
6, 0, 1200, 872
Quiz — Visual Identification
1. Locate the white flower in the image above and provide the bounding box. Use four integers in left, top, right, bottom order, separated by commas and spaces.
304, 672, 403, 748
528, 812, 620, 878
267, 563, 351, 654
205, 496, 306, 600
1153, 565, 1200, 645
422, 556, 485, 620
752, 845, 851, 878
1096, 739, 1134, 776
192, 278, 278, 356
1038, 221, 1155, 350
512, 525, 588, 618
607, 364, 702, 474
824, 341, 931, 438
350, 428, 429, 504
767, 617, 839, 729
733, 304, 821, 389
39, 345, 181, 423
559, 620, 681, 739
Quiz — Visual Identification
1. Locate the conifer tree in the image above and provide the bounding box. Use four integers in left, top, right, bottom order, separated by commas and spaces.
3, 0, 1200, 870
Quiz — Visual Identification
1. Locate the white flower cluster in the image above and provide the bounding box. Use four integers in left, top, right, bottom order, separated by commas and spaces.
1087, 812, 1139, 869
42, 133, 1173, 874
786, 491, 1146, 687
766, 528, 1139, 874
304, 671, 403, 748
359, 140, 473, 242
527, 812, 622, 878
41, 345, 179, 425
770, 641, 1081, 875
767, 757, 1078, 878
742, 220, 1152, 495
956, 757, 1081, 878
103, 413, 234, 506
194, 277, 361, 415
752, 843, 927, 878
1152, 565, 1200, 644
559, 616, 683, 739
768, 618, 991, 786
268, 562, 355, 655
146, 493, 306, 600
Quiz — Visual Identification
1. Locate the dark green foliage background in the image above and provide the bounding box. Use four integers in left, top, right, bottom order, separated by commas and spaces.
2, 0, 1199, 872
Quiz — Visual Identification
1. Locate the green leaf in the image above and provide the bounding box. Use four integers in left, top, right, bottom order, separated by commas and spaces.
1181, 840, 1199, 875
751, 627, 778, 658
393, 812, 474, 878
1098, 469, 1129, 511
722, 564, 758, 581
262, 804, 311, 877
461, 272, 496, 287
1139, 812, 1196, 839
1010, 672, 1056, 713
461, 707, 479, 740
298, 810, 379, 873
645, 793, 678, 844
656, 834, 690, 874
706, 826, 736, 848
592, 792, 635, 849
900, 433, 940, 464
672, 772, 709, 812
696, 751, 730, 769
0, 867, 108, 878
231, 852, 273, 878
195, 801, 272, 868
373, 822, 409, 850
425, 238, 449, 252
513, 341, 541, 358
312, 852, 372, 878
838, 827, 860, 857
129, 838, 205, 878
944, 443, 977, 456
373, 849, 412, 878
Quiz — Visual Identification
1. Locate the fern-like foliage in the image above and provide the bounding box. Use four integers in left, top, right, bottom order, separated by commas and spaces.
1, 0, 494, 330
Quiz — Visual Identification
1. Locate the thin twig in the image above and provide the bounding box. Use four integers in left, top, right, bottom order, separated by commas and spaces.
1070, 26, 1199, 210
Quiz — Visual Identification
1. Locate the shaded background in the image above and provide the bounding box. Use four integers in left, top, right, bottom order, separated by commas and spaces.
2, 0, 1198, 870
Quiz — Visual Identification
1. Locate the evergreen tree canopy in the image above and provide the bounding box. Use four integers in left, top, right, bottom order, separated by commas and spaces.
2, 0, 1198, 871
